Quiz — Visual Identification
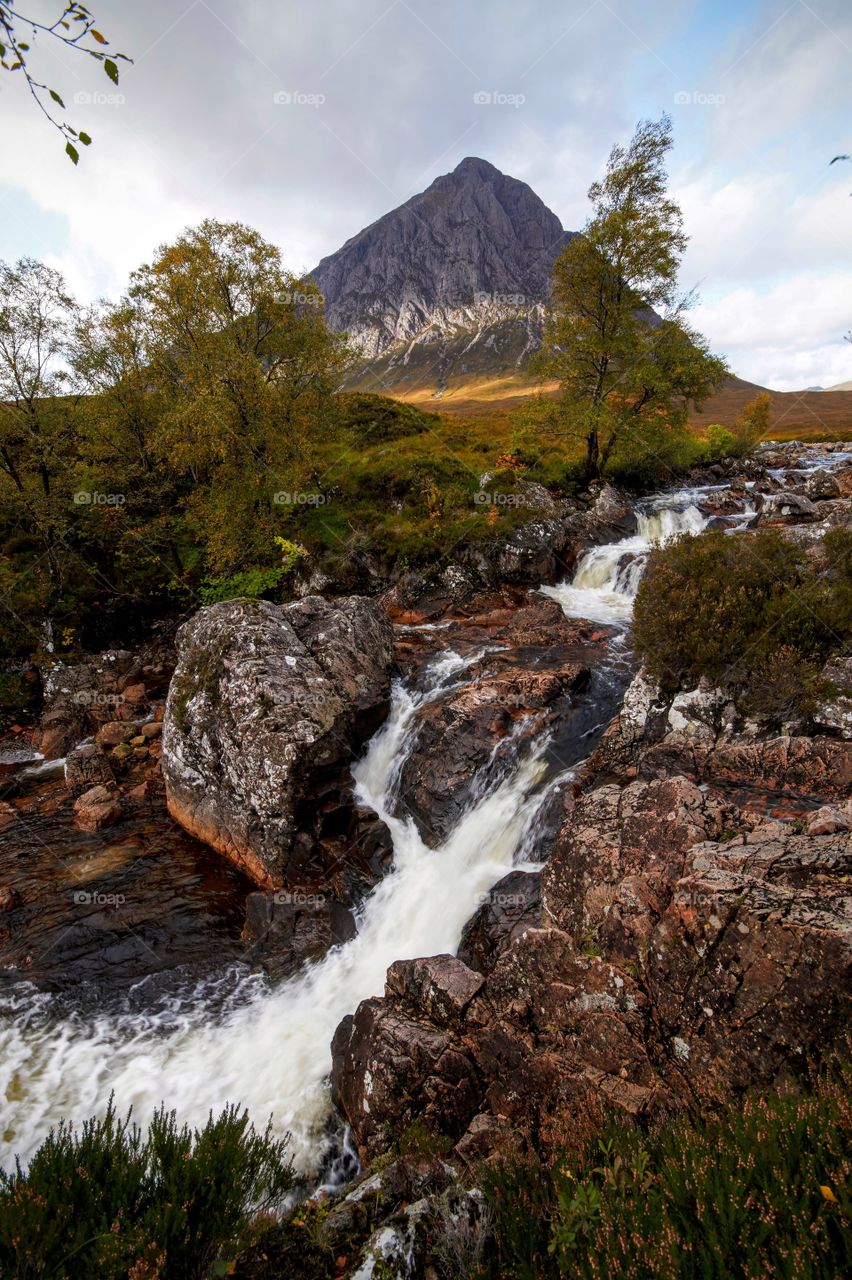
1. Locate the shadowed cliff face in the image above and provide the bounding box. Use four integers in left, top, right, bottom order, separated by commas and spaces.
311, 156, 574, 367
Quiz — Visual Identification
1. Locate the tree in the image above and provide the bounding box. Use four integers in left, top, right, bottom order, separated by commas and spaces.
0, 258, 80, 639
127, 219, 347, 570
0, 2, 130, 161
535, 116, 727, 481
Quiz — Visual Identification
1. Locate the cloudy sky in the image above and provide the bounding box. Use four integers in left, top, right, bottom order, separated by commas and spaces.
1, 0, 850, 390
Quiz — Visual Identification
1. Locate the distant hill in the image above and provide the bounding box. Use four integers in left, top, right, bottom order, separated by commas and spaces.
824, 379, 852, 392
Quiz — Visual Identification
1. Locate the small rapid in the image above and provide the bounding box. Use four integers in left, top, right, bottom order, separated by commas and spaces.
542, 493, 709, 624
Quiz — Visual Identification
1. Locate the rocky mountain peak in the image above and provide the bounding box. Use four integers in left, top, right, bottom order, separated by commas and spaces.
311, 157, 573, 361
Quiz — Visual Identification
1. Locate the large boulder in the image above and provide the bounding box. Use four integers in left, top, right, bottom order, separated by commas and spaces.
162, 595, 394, 888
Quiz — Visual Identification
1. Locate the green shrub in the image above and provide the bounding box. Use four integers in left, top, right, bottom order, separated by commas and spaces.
482, 1070, 851, 1280
633, 527, 844, 706
0, 1100, 297, 1279
705, 422, 737, 458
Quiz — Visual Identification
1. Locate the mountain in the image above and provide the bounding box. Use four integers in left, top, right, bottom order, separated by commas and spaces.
824, 379, 852, 392
311, 157, 574, 396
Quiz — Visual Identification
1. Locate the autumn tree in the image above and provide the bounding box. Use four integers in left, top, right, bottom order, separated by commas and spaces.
0, 258, 81, 639
126, 219, 347, 570
536, 116, 727, 481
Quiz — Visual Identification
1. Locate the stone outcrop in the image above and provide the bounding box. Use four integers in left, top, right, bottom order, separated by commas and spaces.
331, 777, 851, 1165
162, 595, 394, 888
592, 670, 852, 803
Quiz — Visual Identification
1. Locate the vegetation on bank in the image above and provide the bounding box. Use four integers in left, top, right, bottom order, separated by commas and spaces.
481, 1067, 850, 1280
2, 1071, 848, 1278
0, 1101, 296, 1279
0, 116, 757, 688
633, 524, 852, 720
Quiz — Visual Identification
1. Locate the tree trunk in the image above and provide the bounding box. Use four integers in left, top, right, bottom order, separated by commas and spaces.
584, 430, 600, 482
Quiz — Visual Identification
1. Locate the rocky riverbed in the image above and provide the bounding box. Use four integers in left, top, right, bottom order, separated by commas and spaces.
0, 440, 850, 1276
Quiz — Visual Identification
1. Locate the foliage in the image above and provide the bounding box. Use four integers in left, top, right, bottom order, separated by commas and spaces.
705, 422, 737, 458
633, 526, 848, 712
482, 1069, 851, 1280
731, 391, 771, 457
0, 1099, 297, 1279
0, 3, 130, 159
535, 116, 727, 480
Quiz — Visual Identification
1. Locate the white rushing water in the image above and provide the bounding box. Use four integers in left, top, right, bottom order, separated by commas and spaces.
0, 483, 717, 1175
541, 495, 709, 624
0, 653, 551, 1172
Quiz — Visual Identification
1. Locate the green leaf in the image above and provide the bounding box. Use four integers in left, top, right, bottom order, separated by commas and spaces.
65, 141, 79, 165
49, 88, 66, 108
103, 58, 118, 84
78, 131, 92, 145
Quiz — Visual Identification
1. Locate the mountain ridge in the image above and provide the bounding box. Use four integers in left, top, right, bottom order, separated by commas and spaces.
311, 156, 574, 378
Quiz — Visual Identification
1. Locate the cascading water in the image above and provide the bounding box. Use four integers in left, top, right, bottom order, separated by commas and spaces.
0, 650, 551, 1172
542, 494, 709, 624
0, 481, 728, 1177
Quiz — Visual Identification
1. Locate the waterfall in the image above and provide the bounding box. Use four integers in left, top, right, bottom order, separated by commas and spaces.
0, 485, 715, 1177
0, 654, 551, 1174
542, 497, 707, 624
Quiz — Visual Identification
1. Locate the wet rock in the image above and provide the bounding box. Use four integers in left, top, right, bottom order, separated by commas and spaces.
386, 954, 485, 1024
242, 890, 356, 979
333, 776, 851, 1165
331, 995, 480, 1161
457, 870, 541, 974
755, 491, 819, 523
162, 595, 394, 888
803, 469, 841, 501
95, 722, 131, 747
590, 483, 637, 538
395, 660, 589, 844
72, 784, 122, 832
64, 743, 115, 793
541, 776, 734, 946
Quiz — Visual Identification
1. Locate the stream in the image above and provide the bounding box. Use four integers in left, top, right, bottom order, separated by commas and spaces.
2, 453, 836, 1176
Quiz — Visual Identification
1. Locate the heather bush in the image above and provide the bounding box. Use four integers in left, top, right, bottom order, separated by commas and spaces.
0, 1101, 296, 1279
633, 526, 846, 708
482, 1070, 850, 1280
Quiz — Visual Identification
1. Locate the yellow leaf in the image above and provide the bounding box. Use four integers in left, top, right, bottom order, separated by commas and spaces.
819, 1185, 837, 1203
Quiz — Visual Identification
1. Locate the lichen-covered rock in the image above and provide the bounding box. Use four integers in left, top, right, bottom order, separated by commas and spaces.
815, 656, 852, 739
162, 595, 394, 887
332, 777, 851, 1166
